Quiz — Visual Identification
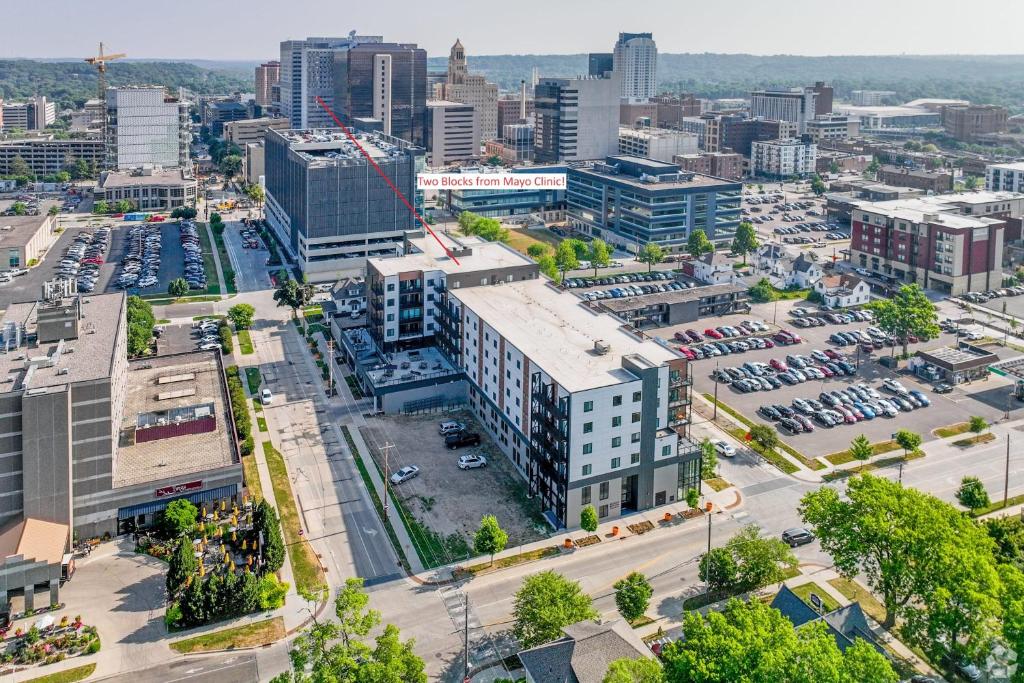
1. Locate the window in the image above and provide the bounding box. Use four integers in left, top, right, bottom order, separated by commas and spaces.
611, 437, 621, 448
611, 457, 621, 469
599, 482, 609, 500
662, 445, 672, 456
631, 432, 641, 444
582, 464, 592, 476
611, 416, 622, 428
612, 395, 623, 407
583, 443, 593, 455
599, 504, 609, 518
633, 391, 642, 402
386, 283, 395, 292
386, 298, 395, 306
581, 486, 591, 505
631, 452, 640, 464
632, 412, 641, 423
583, 401, 593, 412
583, 422, 593, 434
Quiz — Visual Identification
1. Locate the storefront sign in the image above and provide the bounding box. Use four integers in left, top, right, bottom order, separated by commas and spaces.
155, 480, 203, 498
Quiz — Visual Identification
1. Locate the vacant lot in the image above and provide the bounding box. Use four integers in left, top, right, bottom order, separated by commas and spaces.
504, 226, 562, 256
361, 410, 547, 565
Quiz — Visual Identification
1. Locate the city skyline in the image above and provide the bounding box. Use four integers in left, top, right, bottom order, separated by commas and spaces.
4, 0, 1024, 60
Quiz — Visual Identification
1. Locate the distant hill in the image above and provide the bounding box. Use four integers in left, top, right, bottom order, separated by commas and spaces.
426, 53, 1024, 111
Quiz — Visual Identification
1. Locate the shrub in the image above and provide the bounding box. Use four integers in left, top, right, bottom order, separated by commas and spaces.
219, 324, 234, 354
164, 602, 182, 629
241, 435, 254, 456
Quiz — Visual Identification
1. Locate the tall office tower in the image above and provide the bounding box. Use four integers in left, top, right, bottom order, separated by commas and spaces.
534, 73, 620, 162
1, 96, 56, 132
613, 32, 657, 102
426, 100, 480, 166
749, 86, 819, 135
588, 53, 614, 77
439, 40, 499, 141
278, 34, 382, 129
105, 86, 190, 170
254, 61, 280, 108
345, 42, 427, 146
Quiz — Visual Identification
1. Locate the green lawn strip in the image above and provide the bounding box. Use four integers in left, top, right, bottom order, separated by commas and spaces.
261, 441, 326, 595
344, 375, 364, 399
682, 566, 800, 610
952, 432, 996, 448
237, 329, 254, 355
822, 450, 924, 482
252, 399, 263, 413
934, 422, 970, 438
257, 417, 268, 432
460, 546, 560, 576
340, 426, 410, 570
196, 223, 222, 296
700, 395, 819, 471
704, 477, 732, 492
156, 318, 171, 324
169, 617, 285, 653
970, 492, 1024, 517
23, 664, 97, 683
789, 581, 839, 613
244, 367, 262, 395
241, 450, 263, 502
825, 439, 901, 466
142, 294, 222, 305
210, 228, 237, 294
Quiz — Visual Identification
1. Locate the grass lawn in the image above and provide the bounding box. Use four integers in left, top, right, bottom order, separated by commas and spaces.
505, 227, 562, 257
142, 294, 222, 305
257, 416, 268, 432
825, 439, 903, 466
262, 441, 326, 596
704, 477, 732, 492
461, 546, 561, 575
24, 664, 97, 683
245, 367, 262, 395
934, 422, 971, 438
971, 492, 1024, 517
170, 617, 285, 653
302, 306, 324, 321
196, 222, 222, 297
952, 432, 996, 448
157, 318, 171, 325
241, 452, 263, 502
210, 227, 237, 294
822, 449, 924, 482
789, 581, 839, 613
828, 577, 887, 625
238, 329, 254, 355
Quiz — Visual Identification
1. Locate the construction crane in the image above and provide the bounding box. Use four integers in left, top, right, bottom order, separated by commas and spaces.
84, 42, 126, 102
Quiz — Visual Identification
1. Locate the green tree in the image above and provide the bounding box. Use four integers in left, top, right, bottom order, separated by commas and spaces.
986, 516, 1024, 568
698, 546, 738, 594
969, 415, 988, 434
258, 574, 289, 610
238, 571, 261, 613
727, 524, 797, 591
580, 504, 598, 533
512, 570, 598, 649
253, 500, 285, 572
71, 158, 91, 180
166, 538, 197, 599
603, 657, 664, 683
747, 277, 777, 303
685, 488, 700, 509
9, 156, 32, 180
92, 199, 109, 215
589, 238, 611, 275
865, 157, 881, 178
245, 183, 265, 208
841, 638, 901, 683
473, 514, 508, 565
849, 434, 873, 471
828, 160, 841, 175
162, 498, 198, 538
227, 303, 255, 330
748, 424, 779, 452
47, 205, 60, 216
554, 240, 580, 280
126, 295, 155, 357
700, 438, 718, 480
273, 277, 315, 318
637, 242, 665, 273
170, 207, 198, 219
686, 229, 713, 261
956, 476, 991, 511
10, 202, 27, 216
538, 254, 559, 281
115, 199, 134, 213
565, 238, 589, 259
810, 174, 827, 196
179, 573, 207, 626
731, 221, 759, 265
867, 284, 940, 357
894, 429, 922, 459
526, 243, 548, 259
613, 572, 653, 623
167, 277, 189, 297
963, 175, 982, 190
998, 563, 1024, 679
220, 154, 243, 178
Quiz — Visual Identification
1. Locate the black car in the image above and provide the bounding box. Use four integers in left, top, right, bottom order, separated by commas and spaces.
836, 361, 856, 375
779, 417, 804, 434
782, 527, 815, 547
773, 404, 795, 418
814, 412, 836, 427
934, 383, 953, 394
759, 405, 782, 420
778, 372, 797, 385
445, 432, 481, 450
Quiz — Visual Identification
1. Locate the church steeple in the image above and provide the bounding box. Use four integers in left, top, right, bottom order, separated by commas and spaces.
448, 39, 467, 85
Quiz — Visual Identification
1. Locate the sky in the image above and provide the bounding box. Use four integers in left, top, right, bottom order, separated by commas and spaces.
5, 0, 1024, 61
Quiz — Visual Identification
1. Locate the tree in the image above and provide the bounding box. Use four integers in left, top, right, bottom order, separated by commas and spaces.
227, 303, 255, 330
166, 538, 197, 599
986, 516, 1024, 568
810, 174, 827, 196
565, 238, 589, 260
731, 221, 758, 265
603, 658, 664, 683
849, 434, 873, 471
727, 524, 797, 591
685, 488, 700, 510
115, 199, 134, 214
686, 229, 713, 261
842, 638, 901, 683
829, 160, 841, 175
865, 157, 881, 178
254, 500, 285, 572
273, 277, 315, 318
747, 278, 777, 303
538, 254, 559, 281
220, 154, 243, 178
47, 205, 60, 216
637, 242, 665, 273
969, 415, 988, 434
245, 183, 265, 208
614, 572, 653, 623
170, 207, 197, 219
162, 498, 198, 538
167, 277, 189, 297
179, 572, 207, 626
526, 243, 548, 259
700, 438, 718, 480
748, 424, 778, 452
867, 284, 940, 357
698, 546, 738, 594
957, 476, 991, 511
589, 238, 611, 275
473, 515, 508, 565
894, 429, 922, 459
554, 240, 580, 280
580, 504, 598, 533
512, 570, 598, 649
10, 202, 27, 216
964, 175, 982, 190
9, 156, 32, 180
126, 295, 155, 357
92, 199, 109, 215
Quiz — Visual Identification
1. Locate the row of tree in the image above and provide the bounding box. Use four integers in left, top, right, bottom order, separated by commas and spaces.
225, 365, 253, 455
126, 295, 155, 357
93, 199, 136, 215
457, 211, 510, 242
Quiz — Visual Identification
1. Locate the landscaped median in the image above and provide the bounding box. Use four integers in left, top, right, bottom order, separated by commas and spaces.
23, 663, 96, 683
170, 617, 285, 654
825, 439, 920, 466
237, 330, 255, 355
701, 394, 823, 473
822, 450, 924, 482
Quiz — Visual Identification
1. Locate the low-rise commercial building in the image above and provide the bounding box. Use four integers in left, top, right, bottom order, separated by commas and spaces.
0, 210, 59, 268
832, 104, 942, 130
94, 167, 198, 211
567, 156, 743, 252
0, 97, 56, 132
750, 139, 817, 179
223, 117, 291, 145
912, 343, 999, 385
442, 164, 565, 220
596, 283, 749, 327
876, 165, 954, 194
618, 127, 699, 163
805, 115, 859, 144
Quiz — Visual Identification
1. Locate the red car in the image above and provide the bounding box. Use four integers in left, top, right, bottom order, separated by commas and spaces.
679, 347, 696, 360
773, 331, 796, 345
762, 338, 775, 349
817, 365, 834, 377
81, 257, 103, 265
674, 332, 689, 343
769, 358, 788, 371
794, 415, 814, 432
704, 328, 724, 339
824, 349, 841, 360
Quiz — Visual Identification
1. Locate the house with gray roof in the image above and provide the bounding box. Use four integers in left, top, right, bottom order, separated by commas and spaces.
770, 585, 884, 655
693, 250, 741, 285
517, 619, 655, 683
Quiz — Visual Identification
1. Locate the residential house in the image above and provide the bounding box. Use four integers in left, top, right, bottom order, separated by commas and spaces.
692, 251, 740, 285
754, 245, 823, 288
814, 273, 870, 308
771, 585, 884, 655
518, 619, 655, 683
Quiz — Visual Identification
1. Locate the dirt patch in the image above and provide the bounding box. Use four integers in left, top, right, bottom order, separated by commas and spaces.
360, 411, 549, 560
574, 535, 601, 548
627, 521, 655, 535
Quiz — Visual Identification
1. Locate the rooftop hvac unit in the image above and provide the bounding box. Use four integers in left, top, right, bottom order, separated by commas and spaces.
594, 340, 611, 355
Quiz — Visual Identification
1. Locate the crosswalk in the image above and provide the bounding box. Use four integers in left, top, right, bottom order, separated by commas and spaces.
438, 586, 509, 673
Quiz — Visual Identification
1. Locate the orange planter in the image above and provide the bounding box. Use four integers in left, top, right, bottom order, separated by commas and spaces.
564, 538, 573, 549
705, 502, 713, 512
611, 525, 620, 536
663, 512, 673, 522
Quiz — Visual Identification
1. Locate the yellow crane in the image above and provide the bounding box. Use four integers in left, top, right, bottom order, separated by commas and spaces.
84, 42, 126, 102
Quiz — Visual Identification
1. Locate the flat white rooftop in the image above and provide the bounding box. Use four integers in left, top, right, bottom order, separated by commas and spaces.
451, 278, 676, 393
369, 232, 534, 277
990, 162, 1024, 172
855, 196, 1005, 229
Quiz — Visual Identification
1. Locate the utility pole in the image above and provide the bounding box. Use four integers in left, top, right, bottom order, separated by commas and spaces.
327, 338, 334, 397
1005, 434, 1011, 510
712, 360, 720, 421
463, 592, 470, 682
379, 442, 395, 512
706, 511, 712, 558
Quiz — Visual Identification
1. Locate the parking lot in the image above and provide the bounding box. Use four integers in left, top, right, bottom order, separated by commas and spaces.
155, 322, 221, 356
360, 411, 547, 556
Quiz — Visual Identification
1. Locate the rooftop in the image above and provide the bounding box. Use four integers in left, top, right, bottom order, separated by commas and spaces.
0, 205, 57, 248
114, 352, 236, 488
854, 197, 1003, 229
990, 161, 1024, 172
518, 619, 654, 683
574, 156, 739, 191
917, 344, 999, 371
451, 278, 678, 393
0, 518, 68, 567
368, 231, 535, 277
270, 128, 415, 165
598, 283, 747, 312
98, 167, 196, 189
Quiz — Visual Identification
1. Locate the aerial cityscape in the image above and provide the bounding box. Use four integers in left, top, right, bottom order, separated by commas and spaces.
4, 2, 1024, 681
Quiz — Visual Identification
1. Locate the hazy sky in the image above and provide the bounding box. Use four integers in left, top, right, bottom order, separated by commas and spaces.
6, 0, 1024, 60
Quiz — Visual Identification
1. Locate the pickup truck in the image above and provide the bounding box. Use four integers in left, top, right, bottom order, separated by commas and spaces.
445, 431, 482, 450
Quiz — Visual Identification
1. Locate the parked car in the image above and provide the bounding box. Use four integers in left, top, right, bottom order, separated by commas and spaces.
713, 440, 736, 457
260, 388, 273, 404
457, 454, 488, 470
882, 378, 908, 395
934, 383, 953, 394
781, 528, 815, 547
908, 390, 931, 406
438, 421, 466, 435
390, 465, 420, 484
446, 431, 482, 450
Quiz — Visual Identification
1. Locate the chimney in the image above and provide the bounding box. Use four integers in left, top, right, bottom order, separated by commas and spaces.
519, 80, 527, 121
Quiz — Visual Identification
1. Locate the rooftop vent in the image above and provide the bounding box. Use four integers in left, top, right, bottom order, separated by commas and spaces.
594, 340, 611, 355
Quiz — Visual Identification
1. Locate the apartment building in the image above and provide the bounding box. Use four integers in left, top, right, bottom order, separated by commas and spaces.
222, 117, 292, 145
263, 128, 423, 281
613, 32, 658, 102
673, 152, 744, 181
942, 104, 1008, 142
105, 87, 190, 170
805, 115, 860, 144
567, 155, 743, 251
425, 100, 480, 166
749, 87, 819, 134
618, 127, 699, 163
254, 60, 280, 108
703, 115, 796, 156
437, 40, 499, 141
534, 74, 620, 162
0, 138, 105, 177
750, 139, 817, 179
850, 195, 1008, 294
986, 162, 1024, 193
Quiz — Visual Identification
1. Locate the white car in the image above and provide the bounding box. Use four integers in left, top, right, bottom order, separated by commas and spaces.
882, 378, 908, 395
438, 420, 466, 436
390, 465, 420, 485
713, 440, 736, 457
198, 342, 221, 351
457, 454, 487, 470
964, 330, 984, 341
260, 388, 273, 405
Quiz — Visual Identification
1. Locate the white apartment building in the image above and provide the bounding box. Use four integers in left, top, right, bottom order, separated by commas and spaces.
805, 115, 860, 144
750, 88, 817, 134
105, 87, 190, 170
986, 162, 1024, 194
618, 127, 699, 163
613, 32, 658, 102
750, 138, 817, 179
426, 100, 480, 166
